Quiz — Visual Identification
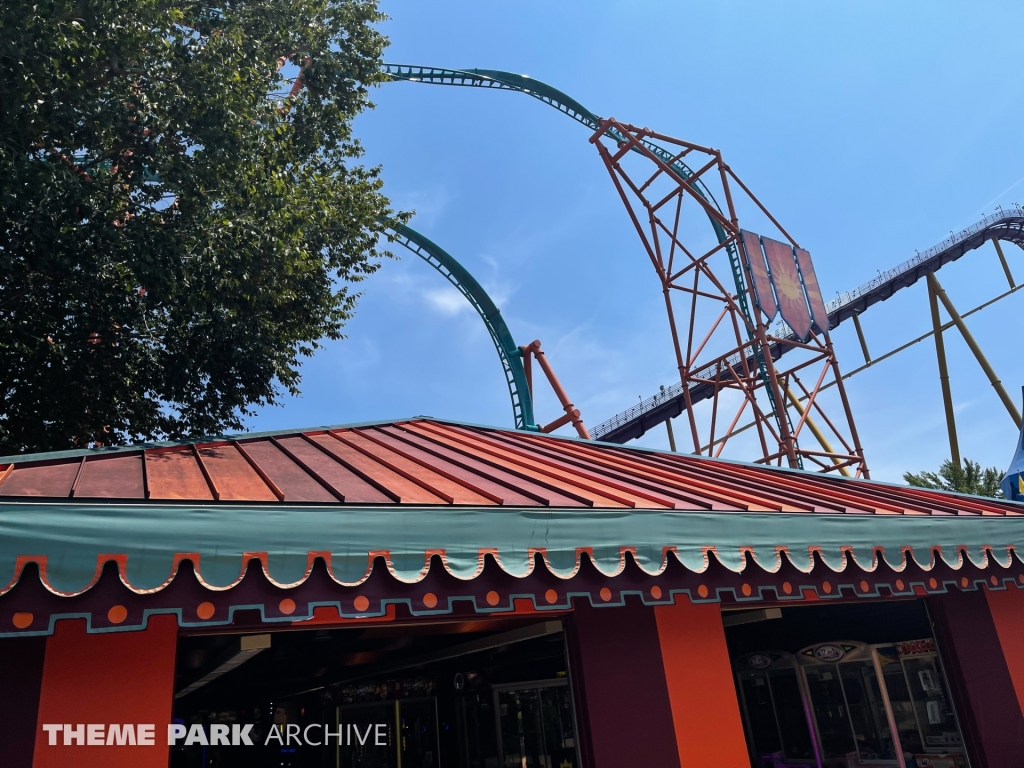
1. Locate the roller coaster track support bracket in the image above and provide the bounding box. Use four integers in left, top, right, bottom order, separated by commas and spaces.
521, 341, 591, 439
993, 238, 1016, 289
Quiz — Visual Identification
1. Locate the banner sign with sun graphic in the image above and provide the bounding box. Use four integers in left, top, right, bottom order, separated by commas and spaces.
740, 230, 778, 323
794, 247, 831, 334
761, 236, 812, 340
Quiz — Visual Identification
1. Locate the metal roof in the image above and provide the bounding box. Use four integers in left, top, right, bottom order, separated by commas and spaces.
2, 419, 1024, 637
0, 418, 1019, 515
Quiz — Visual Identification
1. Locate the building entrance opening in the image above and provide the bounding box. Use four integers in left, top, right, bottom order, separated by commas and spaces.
725, 601, 967, 768
171, 617, 579, 768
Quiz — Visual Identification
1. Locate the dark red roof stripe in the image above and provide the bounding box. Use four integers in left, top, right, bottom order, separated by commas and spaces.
483, 427, 774, 512
375, 425, 555, 506
234, 439, 333, 502
409, 421, 639, 507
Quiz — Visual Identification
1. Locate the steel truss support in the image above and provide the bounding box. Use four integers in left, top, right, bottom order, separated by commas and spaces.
590, 118, 868, 476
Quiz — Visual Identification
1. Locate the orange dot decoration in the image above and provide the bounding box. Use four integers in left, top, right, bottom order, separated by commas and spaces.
929, 578, 938, 589
741, 584, 752, 597
651, 585, 663, 600
196, 602, 215, 620
1019, 574, 1024, 585
353, 595, 370, 612
991, 575, 999, 587
961, 577, 970, 588
544, 589, 558, 605
278, 598, 296, 615
423, 593, 438, 609
782, 582, 793, 595
822, 581, 832, 594
860, 581, 869, 593
486, 591, 500, 607
599, 587, 612, 602
107, 605, 128, 624
12, 612, 33, 629
895, 579, 905, 591
697, 585, 709, 598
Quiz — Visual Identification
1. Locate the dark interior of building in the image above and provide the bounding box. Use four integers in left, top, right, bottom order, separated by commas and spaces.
171, 617, 578, 768
724, 600, 966, 768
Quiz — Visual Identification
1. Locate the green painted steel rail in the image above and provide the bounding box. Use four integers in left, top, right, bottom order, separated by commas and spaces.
383, 220, 537, 431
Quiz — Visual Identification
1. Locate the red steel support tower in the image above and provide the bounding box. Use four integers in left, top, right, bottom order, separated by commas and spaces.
591, 119, 868, 477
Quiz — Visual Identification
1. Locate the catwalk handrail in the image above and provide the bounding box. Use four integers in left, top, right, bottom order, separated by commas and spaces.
769, 205, 1024, 338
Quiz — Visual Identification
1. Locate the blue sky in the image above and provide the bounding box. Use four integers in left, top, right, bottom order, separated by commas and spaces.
249, 1, 1024, 483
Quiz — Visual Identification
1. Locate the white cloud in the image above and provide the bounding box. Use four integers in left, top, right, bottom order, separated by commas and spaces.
424, 287, 472, 316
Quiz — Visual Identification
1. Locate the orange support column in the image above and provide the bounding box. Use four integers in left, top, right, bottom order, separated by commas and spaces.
985, 588, 1024, 716
654, 600, 748, 768
32, 614, 178, 768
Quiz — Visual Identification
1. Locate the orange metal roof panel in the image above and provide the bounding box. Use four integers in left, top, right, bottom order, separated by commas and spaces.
234, 439, 335, 503
379, 425, 570, 506
74, 455, 145, 499
407, 423, 630, 507
195, 444, 277, 502
145, 448, 214, 501
306, 433, 448, 504
271, 436, 392, 504
332, 430, 496, 505
0, 461, 80, 497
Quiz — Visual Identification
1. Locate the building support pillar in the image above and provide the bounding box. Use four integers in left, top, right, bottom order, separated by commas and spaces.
928, 592, 1024, 768
31, 615, 178, 768
654, 601, 749, 768
984, 589, 1024, 716
0, 637, 47, 768
565, 600, 681, 768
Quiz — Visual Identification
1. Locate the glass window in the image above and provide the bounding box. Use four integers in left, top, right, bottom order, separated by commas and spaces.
496, 684, 576, 768
902, 655, 964, 754
837, 661, 896, 761
803, 664, 857, 760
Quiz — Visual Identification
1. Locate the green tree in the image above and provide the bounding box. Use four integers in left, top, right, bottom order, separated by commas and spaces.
0, 0, 404, 453
904, 459, 1005, 498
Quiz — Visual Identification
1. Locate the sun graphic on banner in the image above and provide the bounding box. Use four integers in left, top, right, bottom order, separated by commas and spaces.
773, 270, 803, 302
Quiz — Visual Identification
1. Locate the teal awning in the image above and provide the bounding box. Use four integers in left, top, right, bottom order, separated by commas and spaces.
2, 501, 1022, 595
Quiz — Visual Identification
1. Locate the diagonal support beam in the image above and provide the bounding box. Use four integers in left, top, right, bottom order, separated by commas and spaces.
993, 238, 1016, 289
928, 273, 1022, 429
927, 277, 961, 468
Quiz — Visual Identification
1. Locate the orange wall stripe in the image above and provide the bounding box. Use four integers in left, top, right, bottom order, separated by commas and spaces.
985, 589, 1024, 716
32, 615, 177, 768
654, 601, 749, 768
